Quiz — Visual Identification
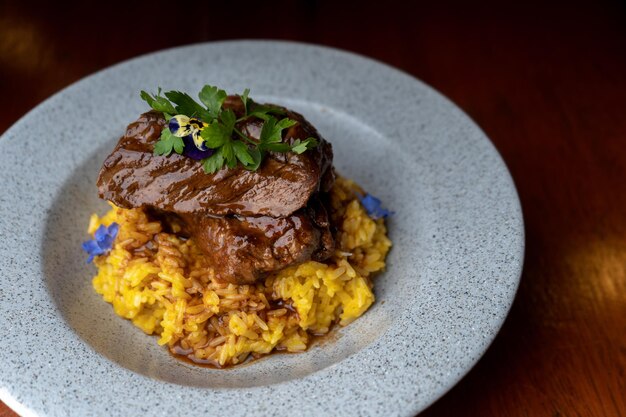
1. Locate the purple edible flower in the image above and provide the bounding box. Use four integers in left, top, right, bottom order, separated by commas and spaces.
168, 117, 183, 134
182, 135, 214, 160
169, 115, 207, 150
82, 223, 119, 263
358, 194, 394, 220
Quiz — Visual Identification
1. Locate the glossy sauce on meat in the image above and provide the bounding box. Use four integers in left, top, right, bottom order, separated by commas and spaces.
98, 108, 333, 217
97, 97, 336, 284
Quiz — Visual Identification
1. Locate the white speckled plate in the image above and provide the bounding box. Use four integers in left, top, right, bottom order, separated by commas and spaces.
0, 41, 523, 417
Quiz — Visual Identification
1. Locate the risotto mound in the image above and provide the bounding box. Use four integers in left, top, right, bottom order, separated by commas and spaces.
89, 177, 391, 367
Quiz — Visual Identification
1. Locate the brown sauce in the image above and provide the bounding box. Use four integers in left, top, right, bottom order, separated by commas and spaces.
168, 318, 345, 369
268, 299, 299, 317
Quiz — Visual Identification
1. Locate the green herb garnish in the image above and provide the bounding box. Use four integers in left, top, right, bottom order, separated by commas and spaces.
153, 128, 184, 156
140, 85, 318, 173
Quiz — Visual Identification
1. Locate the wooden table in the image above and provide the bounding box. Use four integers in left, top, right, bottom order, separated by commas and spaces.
1, 0, 624, 415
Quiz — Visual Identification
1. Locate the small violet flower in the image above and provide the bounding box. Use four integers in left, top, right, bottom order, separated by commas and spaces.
358, 194, 394, 220
168, 115, 214, 160
169, 115, 204, 149
82, 223, 119, 263
182, 135, 214, 160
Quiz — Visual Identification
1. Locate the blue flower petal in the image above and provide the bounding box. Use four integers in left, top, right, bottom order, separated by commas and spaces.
360, 194, 381, 212
108, 222, 120, 237
100, 234, 115, 249
82, 222, 120, 263
93, 224, 108, 242
82, 239, 104, 255
358, 194, 394, 220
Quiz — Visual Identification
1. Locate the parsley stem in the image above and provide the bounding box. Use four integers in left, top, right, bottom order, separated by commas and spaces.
233, 128, 257, 145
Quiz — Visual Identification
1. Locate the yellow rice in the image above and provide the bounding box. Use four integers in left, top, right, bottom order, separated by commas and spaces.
89, 177, 392, 367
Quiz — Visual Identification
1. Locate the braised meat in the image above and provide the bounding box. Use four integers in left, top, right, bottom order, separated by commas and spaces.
97, 98, 336, 284
97, 109, 333, 218
180, 195, 334, 283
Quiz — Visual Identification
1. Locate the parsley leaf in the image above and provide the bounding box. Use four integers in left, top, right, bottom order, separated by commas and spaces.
248, 103, 286, 121
153, 128, 184, 156
165, 91, 211, 122
264, 143, 291, 152
232, 140, 254, 166
172, 135, 185, 154
291, 137, 319, 154
198, 85, 227, 119
246, 148, 263, 171
220, 109, 236, 132
258, 117, 277, 144
259, 116, 297, 147
202, 148, 225, 174
276, 117, 298, 131
241, 88, 250, 115
140, 89, 176, 116
222, 140, 237, 168
201, 121, 229, 149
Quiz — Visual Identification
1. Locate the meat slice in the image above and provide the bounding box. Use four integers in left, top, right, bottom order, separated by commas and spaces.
180, 196, 334, 284
97, 98, 336, 284
97, 106, 334, 218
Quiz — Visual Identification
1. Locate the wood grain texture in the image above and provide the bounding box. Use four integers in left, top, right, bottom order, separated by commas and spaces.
1, 0, 625, 415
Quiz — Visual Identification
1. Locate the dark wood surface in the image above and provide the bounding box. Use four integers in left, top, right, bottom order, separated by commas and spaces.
1, 1, 625, 415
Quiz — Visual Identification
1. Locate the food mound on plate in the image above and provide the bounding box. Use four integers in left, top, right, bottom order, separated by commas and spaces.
84, 85, 392, 367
